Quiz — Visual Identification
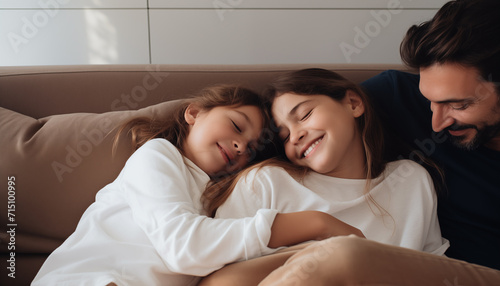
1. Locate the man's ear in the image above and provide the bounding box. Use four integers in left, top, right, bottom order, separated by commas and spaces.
346, 90, 365, 118
184, 104, 201, 125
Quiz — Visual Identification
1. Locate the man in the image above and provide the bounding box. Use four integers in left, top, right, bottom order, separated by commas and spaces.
363, 0, 500, 270
258, 0, 500, 284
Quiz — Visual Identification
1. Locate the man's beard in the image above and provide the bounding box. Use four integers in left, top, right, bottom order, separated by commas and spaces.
446, 121, 500, 150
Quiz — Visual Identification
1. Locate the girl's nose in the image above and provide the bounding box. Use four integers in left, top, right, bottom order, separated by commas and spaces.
233, 141, 247, 155
289, 129, 306, 144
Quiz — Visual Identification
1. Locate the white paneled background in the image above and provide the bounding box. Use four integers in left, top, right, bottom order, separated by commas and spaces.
0, 0, 447, 66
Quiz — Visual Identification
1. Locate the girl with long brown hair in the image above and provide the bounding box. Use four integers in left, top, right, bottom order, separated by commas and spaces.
200, 69, 449, 285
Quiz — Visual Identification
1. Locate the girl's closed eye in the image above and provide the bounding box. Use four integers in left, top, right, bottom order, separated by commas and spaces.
231, 120, 242, 132
300, 110, 313, 121
281, 132, 290, 143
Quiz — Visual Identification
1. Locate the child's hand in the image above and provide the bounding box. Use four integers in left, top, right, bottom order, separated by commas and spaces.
268, 211, 364, 248
315, 212, 365, 240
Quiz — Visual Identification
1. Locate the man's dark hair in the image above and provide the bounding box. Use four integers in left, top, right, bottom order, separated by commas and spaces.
400, 0, 500, 91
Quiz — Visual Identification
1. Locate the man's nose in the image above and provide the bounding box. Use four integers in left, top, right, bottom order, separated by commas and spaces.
430, 103, 454, 132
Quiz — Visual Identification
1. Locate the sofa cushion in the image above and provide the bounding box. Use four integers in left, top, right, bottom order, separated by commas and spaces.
0, 100, 183, 254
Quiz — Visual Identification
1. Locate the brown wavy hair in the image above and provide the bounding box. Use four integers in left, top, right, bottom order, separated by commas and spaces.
117, 85, 269, 152
400, 0, 500, 94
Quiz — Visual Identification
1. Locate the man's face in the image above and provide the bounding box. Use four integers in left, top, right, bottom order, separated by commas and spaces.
419, 63, 500, 151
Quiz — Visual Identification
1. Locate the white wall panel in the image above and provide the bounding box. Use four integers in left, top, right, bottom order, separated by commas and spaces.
150, 9, 436, 65
0, 0, 146, 9
0, 1, 445, 66
150, 0, 447, 9
0, 9, 149, 66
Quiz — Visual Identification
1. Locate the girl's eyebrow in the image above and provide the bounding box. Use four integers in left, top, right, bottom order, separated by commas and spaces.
234, 110, 261, 131
274, 99, 313, 130
235, 110, 251, 124
288, 100, 313, 117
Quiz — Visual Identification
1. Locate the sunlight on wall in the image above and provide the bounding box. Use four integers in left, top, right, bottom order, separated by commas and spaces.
85, 9, 118, 64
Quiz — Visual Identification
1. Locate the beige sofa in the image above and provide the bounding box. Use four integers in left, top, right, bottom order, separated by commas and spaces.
0, 64, 404, 285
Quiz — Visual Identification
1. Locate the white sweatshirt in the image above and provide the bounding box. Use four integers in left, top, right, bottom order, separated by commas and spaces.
32, 139, 277, 286
216, 160, 450, 255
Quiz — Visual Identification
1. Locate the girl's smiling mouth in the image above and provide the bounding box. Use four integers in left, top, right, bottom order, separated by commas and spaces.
217, 143, 235, 165
302, 137, 323, 158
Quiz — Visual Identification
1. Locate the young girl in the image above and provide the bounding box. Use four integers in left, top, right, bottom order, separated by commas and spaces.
199, 69, 449, 285
33, 85, 361, 286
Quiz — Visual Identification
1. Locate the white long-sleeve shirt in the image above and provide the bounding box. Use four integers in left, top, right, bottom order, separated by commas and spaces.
216, 160, 450, 255
32, 139, 278, 286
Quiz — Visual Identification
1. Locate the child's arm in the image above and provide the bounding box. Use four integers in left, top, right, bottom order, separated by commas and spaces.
216, 167, 365, 249
268, 211, 365, 248
120, 140, 283, 276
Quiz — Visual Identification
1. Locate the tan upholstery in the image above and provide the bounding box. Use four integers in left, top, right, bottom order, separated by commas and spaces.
0, 64, 404, 285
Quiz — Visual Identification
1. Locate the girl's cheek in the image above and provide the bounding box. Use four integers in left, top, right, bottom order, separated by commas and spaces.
234, 156, 249, 171
238, 159, 248, 169
284, 146, 295, 161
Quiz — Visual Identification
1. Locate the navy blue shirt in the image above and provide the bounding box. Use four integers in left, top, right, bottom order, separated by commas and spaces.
361, 70, 500, 270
